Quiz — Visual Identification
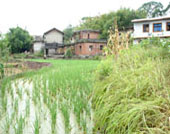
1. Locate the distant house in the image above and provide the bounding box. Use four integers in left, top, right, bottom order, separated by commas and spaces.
132, 16, 170, 44
43, 28, 64, 56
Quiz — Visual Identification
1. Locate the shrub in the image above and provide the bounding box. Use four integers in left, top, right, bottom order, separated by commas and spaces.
64, 48, 73, 58
92, 45, 170, 134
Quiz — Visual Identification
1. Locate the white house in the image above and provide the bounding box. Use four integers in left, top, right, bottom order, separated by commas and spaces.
33, 28, 64, 54
132, 16, 170, 44
43, 28, 64, 56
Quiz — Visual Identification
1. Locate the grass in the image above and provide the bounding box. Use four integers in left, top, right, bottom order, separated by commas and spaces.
92, 46, 170, 134
0, 59, 99, 134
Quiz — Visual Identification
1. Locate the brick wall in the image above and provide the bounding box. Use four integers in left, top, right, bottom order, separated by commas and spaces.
80, 32, 99, 39
75, 42, 106, 56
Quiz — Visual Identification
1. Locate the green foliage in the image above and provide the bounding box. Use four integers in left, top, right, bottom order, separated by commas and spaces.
6, 27, 33, 53
93, 45, 170, 133
76, 8, 146, 39
0, 63, 4, 79
63, 25, 74, 43
64, 48, 73, 58
140, 37, 170, 53
0, 34, 10, 79
139, 1, 170, 17
0, 34, 10, 62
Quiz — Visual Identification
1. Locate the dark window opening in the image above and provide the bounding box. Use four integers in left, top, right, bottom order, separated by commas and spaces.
88, 33, 90, 39
89, 45, 93, 51
167, 22, 170, 31
100, 45, 103, 50
143, 24, 149, 32
153, 23, 162, 32
45, 49, 48, 55
79, 46, 82, 51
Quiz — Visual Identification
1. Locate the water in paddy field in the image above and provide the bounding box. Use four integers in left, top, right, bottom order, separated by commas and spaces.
0, 79, 94, 134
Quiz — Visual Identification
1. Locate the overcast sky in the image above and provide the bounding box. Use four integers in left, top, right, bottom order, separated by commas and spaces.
0, 0, 169, 35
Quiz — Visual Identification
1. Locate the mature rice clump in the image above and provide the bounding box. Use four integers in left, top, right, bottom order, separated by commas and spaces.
93, 46, 170, 134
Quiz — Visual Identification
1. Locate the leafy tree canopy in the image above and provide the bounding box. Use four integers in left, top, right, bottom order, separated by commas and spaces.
139, 1, 170, 18
63, 25, 74, 43
6, 27, 33, 53
75, 8, 146, 39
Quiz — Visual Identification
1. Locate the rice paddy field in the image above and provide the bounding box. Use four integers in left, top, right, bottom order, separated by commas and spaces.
0, 59, 99, 134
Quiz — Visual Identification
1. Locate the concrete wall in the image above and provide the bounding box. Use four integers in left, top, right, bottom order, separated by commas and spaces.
44, 30, 63, 43
133, 19, 170, 39
33, 42, 45, 53
75, 42, 106, 56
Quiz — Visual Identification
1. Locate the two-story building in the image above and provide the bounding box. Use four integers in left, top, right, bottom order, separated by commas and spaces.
43, 28, 64, 56
132, 16, 170, 44
72, 30, 107, 56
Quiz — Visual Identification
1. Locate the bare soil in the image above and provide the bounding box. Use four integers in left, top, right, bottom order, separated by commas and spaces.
4, 61, 51, 77
25, 61, 51, 70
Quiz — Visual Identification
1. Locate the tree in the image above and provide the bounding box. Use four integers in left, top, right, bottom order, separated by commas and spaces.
6, 27, 33, 53
75, 8, 146, 39
63, 25, 74, 43
139, 1, 170, 18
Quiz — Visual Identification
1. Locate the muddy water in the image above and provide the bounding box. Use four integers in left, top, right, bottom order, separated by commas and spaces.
0, 79, 94, 134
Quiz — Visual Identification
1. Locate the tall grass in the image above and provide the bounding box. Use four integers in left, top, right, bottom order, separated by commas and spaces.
92, 45, 170, 134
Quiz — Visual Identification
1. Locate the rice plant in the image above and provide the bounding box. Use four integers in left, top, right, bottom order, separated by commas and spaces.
0, 59, 99, 134
34, 115, 40, 134
14, 116, 25, 134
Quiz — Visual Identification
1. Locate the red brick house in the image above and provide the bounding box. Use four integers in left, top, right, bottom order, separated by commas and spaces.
72, 30, 107, 56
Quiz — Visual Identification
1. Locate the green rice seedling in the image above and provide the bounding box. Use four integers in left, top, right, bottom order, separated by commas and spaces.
60, 103, 70, 133
2, 95, 7, 112
17, 88, 22, 99
34, 115, 40, 134
14, 116, 25, 134
3, 115, 11, 134
14, 98, 19, 115
49, 101, 57, 134
25, 99, 30, 118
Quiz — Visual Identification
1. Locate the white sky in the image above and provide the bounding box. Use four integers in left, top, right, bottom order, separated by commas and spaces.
0, 0, 169, 35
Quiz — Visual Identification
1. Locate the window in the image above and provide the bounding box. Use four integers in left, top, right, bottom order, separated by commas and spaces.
89, 45, 93, 51
79, 46, 82, 51
153, 23, 162, 32
100, 45, 103, 50
88, 33, 90, 39
143, 24, 149, 32
166, 22, 170, 31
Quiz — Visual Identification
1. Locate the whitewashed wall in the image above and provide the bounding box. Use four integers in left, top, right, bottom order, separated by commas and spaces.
133, 19, 170, 38
33, 42, 45, 53
44, 30, 63, 43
